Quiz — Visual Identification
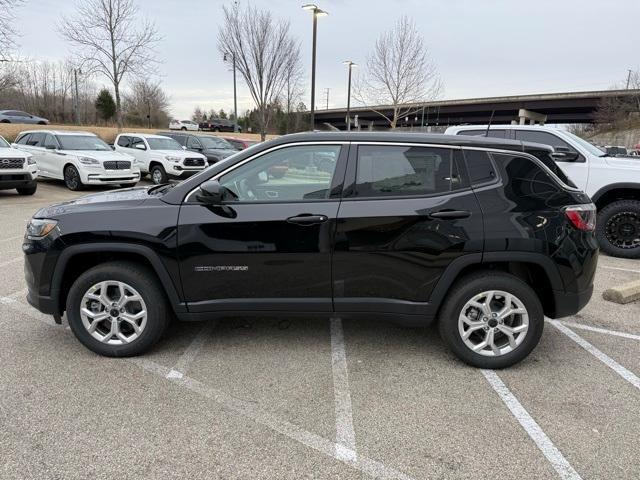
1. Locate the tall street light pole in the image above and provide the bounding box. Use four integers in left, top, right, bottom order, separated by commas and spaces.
302, 4, 327, 131
224, 52, 239, 133
343, 60, 357, 131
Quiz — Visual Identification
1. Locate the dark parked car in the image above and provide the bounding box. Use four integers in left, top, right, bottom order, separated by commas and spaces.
0, 110, 48, 124
157, 131, 237, 165
199, 118, 241, 133
223, 137, 259, 150
23, 132, 597, 368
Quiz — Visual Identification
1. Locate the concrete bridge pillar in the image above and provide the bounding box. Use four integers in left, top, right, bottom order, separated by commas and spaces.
518, 108, 547, 125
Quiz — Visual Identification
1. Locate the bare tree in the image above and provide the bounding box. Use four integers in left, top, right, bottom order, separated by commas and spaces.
58, 0, 160, 128
280, 54, 305, 134
123, 79, 170, 127
218, 3, 301, 140
354, 16, 442, 129
0, 0, 23, 61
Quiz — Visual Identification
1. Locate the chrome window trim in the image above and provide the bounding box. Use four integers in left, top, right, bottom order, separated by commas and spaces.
184, 141, 349, 203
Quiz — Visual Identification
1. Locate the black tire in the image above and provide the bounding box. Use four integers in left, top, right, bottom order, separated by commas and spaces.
0, 119, 10, 123
214, 127, 220, 132
596, 200, 640, 259
180, 126, 187, 131
438, 271, 544, 369
119, 183, 138, 188
66, 261, 170, 357
64, 164, 83, 191
37, 121, 46, 125
16, 183, 37, 195
150, 164, 167, 185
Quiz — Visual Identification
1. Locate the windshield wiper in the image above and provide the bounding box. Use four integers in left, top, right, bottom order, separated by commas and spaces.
148, 183, 175, 195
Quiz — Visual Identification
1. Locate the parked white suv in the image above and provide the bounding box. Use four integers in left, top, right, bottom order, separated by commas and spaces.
13, 130, 139, 191
445, 124, 640, 258
114, 133, 207, 184
168, 119, 199, 131
0, 134, 38, 195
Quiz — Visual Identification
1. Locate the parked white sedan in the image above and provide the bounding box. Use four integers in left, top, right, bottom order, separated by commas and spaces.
169, 119, 199, 131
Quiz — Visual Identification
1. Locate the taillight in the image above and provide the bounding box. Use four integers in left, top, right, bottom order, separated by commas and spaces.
564, 204, 596, 231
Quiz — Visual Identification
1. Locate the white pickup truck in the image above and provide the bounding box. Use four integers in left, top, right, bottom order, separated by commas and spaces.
114, 133, 207, 184
0, 134, 38, 195
445, 125, 640, 258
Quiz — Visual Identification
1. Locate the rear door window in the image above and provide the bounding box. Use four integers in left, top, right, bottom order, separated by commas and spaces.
462, 149, 497, 185
354, 145, 455, 197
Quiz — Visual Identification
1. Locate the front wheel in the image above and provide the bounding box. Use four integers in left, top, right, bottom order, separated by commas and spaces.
596, 200, 640, 258
150, 165, 167, 185
64, 165, 83, 191
438, 271, 544, 369
17, 183, 37, 195
66, 261, 170, 357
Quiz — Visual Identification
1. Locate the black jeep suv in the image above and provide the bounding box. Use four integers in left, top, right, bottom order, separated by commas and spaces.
23, 132, 598, 368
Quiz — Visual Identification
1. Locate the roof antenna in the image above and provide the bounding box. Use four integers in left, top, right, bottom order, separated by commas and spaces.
485, 110, 495, 137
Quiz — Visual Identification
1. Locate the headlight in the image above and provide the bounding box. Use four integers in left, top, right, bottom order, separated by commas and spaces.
26, 219, 58, 239
27, 157, 36, 165
79, 157, 99, 165
165, 155, 181, 162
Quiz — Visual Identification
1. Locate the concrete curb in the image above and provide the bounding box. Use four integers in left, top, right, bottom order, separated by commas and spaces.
603, 280, 640, 304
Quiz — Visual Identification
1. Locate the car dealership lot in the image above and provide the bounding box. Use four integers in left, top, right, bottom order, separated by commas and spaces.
1, 180, 639, 480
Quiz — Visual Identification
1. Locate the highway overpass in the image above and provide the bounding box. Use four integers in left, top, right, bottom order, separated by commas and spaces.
313, 89, 640, 130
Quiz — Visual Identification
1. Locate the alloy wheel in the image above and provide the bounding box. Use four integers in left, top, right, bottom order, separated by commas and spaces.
79, 281, 147, 345
605, 212, 640, 249
65, 167, 79, 189
152, 169, 163, 184
458, 290, 529, 357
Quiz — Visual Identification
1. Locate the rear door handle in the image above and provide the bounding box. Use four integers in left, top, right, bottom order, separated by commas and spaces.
429, 210, 471, 219
286, 214, 328, 226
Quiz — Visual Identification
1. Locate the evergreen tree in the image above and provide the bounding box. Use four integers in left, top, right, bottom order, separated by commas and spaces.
95, 88, 116, 121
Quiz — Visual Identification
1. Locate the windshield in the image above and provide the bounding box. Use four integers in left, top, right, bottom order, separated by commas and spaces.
199, 136, 233, 149
0, 136, 9, 148
561, 131, 605, 157
57, 135, 111, 151
147, 137, 183, 150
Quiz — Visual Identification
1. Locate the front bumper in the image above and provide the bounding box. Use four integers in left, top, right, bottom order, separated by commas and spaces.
82, 171, 140, 185
0, 170, 38, 189
169, 166, 205, 178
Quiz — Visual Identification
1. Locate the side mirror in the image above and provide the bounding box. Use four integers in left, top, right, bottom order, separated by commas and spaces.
552, 147, 579, 162
134, 143, 146, 150
182, 145, 187, 150
196, 180, 224, 205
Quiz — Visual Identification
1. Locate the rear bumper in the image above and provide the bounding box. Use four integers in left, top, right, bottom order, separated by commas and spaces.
550, 285, 594, 319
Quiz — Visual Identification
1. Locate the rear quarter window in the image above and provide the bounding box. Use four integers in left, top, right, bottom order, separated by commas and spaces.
462, 149, 497, 185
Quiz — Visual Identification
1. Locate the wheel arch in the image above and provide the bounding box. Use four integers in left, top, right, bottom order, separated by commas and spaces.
429, 253, 562, 319
591, 183, 640, 210
52, 243, 185, 317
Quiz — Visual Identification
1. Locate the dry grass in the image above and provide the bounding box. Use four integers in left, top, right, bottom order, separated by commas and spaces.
0, 123, 274, 144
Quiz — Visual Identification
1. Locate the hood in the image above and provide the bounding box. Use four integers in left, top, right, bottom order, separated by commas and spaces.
34, 186, 153, 218
604, 156, 640, 169
1, 147, 32, 158
59, 150, 134, 161
152, 150, 206, 159
203, 148, 237, 158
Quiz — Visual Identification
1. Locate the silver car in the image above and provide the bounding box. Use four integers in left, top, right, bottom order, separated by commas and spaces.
0, 110, 49, 124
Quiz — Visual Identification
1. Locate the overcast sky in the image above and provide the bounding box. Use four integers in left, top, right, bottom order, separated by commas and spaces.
14, 0, 640, 119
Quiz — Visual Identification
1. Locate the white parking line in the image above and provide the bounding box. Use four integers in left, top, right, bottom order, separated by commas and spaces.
559, 320, 640, 341
600, 265, 640, 274
166, 321, 216, 379
549, 320, 640, 391
481, 370, 582, 480
133, 358, 416, 480
0, 257, 21, 268
330, 317, 357, 462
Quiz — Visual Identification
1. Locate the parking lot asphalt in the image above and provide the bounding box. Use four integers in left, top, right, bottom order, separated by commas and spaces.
1, 180, 639, 479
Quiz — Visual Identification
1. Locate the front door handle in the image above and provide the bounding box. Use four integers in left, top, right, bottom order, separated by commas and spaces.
286, 214, 328, 226
429, 209, 471, 219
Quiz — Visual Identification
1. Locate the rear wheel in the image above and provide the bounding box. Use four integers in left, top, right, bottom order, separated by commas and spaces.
66, 262, 170, 357
64, 165, 83, 191
438, 271, 544, 369
597, 200, 640, 258
16, 183, 37, 195
150, 165, 167, 184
